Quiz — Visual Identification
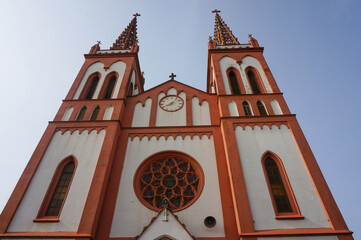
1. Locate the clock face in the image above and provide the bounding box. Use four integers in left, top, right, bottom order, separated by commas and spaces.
159, 95, 184, 112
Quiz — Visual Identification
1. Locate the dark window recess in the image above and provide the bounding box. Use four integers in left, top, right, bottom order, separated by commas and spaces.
247, 71, 260, 94
86, 76, 99, 99
90, 106, 100, 121
229, 71, 241, 95
45, 162, 75, 216
265, 157, 292, 213
76, 106, 87, 121
257, 101, 268, 116
104, 76, 116, 99
243, 101, 252, 116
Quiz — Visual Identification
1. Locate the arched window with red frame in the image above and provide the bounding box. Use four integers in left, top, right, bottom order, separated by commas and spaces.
80, 73, 100, 100
228, 70, 241, 95
100, 73, 118, 99
246, 68, 263, 94
35, 156, 77, 221
262, 152, 302, 219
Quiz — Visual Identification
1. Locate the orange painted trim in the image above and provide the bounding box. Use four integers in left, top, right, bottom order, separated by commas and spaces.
288, 117, 351, 231
261, 151, 303, 218
0, 232, 91, 238
240, 228, 352, 237
34, 156, 77, 221
77, 122, 120, 238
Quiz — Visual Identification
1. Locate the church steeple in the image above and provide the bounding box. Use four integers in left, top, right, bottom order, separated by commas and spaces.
212, 9, 240, 46
111, 13, 140, 50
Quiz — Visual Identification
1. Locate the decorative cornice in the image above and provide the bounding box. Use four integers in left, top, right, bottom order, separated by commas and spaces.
129, 132, 212, 141
233, 121, 289, 130
55, 127, 106, 135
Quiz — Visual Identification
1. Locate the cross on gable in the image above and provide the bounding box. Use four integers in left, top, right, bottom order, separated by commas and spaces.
133, 13, 141, 17
169, 73, 176, 80
212, 9, 221, 14
97, 41, 101, 45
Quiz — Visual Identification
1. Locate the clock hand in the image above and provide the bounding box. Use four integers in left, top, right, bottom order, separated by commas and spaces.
165, 97, 176, 106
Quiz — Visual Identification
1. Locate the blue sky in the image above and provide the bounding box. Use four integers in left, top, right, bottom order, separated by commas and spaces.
0, 0, 360, 237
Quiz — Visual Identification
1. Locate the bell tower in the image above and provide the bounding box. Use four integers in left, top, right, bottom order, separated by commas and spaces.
0, 11, 353, 240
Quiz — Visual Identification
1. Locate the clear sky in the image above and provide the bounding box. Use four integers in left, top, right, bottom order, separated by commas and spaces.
0, 0, 360, 237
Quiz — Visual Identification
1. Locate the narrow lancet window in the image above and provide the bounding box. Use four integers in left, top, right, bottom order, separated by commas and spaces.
247, 70, 260, 94
264, 157, 292, 213
76, 106, 87, 121
242, 101, 252, 116
86, 76, 99, 99
104, 76, 116, 99
257, 100, 268, 116
90, 106, 100, 120
228, 70, 240, 94
45, 161, 75, 216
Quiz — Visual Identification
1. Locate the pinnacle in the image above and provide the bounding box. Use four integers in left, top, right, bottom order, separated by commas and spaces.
212, 10, 240, 46
111, 14, 140, 50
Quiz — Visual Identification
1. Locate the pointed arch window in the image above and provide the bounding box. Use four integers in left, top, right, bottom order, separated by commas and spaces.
228, 70, 241, 95
90, 106, 100, 120
257, 100, 268, 116
35, 157, 76, 221
76, 106, 87, 121
262, 152, 303, 219
104, 75, 117, 99
247, 70, 260, 94
242, 101, 253, 116
85, 75, 99, 99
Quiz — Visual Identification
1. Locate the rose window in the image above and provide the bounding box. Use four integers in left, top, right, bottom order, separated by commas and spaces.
134, 152, 204, 212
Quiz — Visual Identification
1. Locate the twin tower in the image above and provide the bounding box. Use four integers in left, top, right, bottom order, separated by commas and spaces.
0, 11, 353, 240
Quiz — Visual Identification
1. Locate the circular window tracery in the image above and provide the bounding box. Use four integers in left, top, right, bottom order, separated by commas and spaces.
134, 152, 204, 212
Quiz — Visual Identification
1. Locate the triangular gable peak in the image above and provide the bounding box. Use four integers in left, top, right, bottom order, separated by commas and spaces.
130, 80, 212, 106
136, 207, 194, 240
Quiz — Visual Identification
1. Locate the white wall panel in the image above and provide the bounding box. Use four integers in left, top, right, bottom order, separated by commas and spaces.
192, 97, 211, 125
110, 135, 225, 238
156, 90, 186, 126
8, 130, 106, 232
240, 56, 272, 93
132, 98, 152, 127
234, 125, 330, 230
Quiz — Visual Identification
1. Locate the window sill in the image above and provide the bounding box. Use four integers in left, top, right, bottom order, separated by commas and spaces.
33, 217, 59, 222
275, 215, 304, 220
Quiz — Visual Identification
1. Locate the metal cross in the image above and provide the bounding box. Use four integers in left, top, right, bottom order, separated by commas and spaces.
133, 13, 141, 17
212, 9, 221, 14
169, 73, 176, 80
97, 41, 101, 45
248, 34, 253, 39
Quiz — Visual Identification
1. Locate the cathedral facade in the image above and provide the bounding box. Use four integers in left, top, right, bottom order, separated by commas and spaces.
0, 11, 353, 240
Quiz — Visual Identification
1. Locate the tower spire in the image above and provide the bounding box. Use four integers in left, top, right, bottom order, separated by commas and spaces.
212, 9, 240, 46
111, 13, 140, 50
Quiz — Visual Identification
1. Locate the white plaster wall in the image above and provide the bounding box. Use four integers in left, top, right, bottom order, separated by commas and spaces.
138, 209, 193, 240
271, 99, 282, 115
103, 105, 113, 120
132, 98, 152, 127
258, 237, 338, 240
228, 101, 239, 116
7, 130, 106, 232
155, 88, 186, 127
234, 125, 330, 230
192, 97, 211, 126
239, 56, 272, 93
110, 135, 225, 238
61, 106, 73, 121
73, 61, 126, 100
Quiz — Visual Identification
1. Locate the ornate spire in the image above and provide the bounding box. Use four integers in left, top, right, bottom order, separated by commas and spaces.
212, 9, 240, 46
111, 13, 140, 50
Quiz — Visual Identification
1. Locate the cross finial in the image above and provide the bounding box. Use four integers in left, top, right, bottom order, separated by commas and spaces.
169, 73, 176, 80
97, 40, 101, 45
248, 34, 253, 39
133, 13, 141, 17
212, 9, 221, 14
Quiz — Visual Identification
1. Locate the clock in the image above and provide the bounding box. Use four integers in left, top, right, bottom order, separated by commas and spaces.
159, 95, 184, 112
